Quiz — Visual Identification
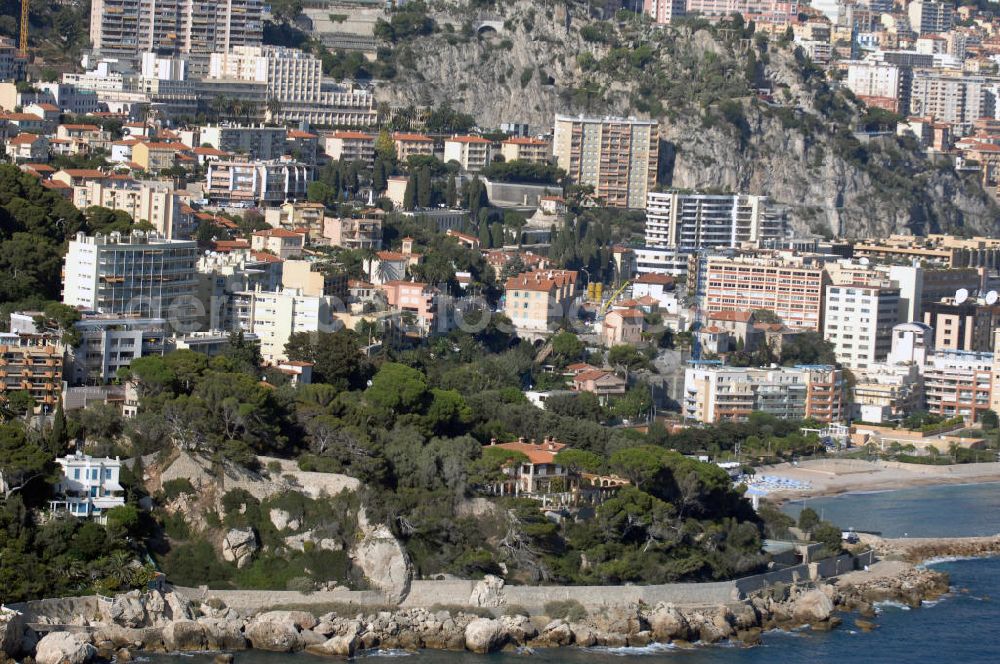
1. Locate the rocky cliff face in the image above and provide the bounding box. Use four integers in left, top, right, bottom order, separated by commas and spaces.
376, 1, 1000, 237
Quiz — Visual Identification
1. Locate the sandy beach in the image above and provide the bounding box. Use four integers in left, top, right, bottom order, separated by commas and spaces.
752, 459, 1000, 501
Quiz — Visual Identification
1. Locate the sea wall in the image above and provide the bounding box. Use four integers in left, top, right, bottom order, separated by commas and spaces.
176, 553, 872, 614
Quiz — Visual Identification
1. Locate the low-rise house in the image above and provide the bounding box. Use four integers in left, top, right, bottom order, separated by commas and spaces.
393, 132, 434, 161
49, 452, 126, 521
0, 112, 46, 134
503, 268, 579, 339
380, 280, 440, 333
706, 310, 762, 351
4, 133, 48, 162
52, 168, 107, 187
446, 229, 480, 249
252, 228, 306, 259
500, 137, 551, 164
571, 367, 627, 400
631, 273, 677, 313
132, 141, 182, 172
57, 124, 112, 151
363, 238, 421, 284
324, 131, 375, 167
265, 201, 328, 236
603, 308, 645, 346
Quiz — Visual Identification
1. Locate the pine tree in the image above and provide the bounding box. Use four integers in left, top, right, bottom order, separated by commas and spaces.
374, 129, 396, 161
417, 166, 432, 208
403, 176, 416, 211
445, 174, 457, 208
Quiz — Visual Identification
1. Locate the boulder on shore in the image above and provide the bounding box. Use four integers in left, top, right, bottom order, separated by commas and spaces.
350, 524, 412, 603
35, 631, 97, 664
245, 619, 303, 652
305, 634, 358, 658
162, 620, 207, 652
791, 589, 834, 624
463, 618, 507, 654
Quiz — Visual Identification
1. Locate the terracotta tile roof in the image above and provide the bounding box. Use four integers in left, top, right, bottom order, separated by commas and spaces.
635, 273, 675, 285
193, 146, 228, 156
287, 129, 318, 139
211, 239, 251, 252
331, 131, 374, 140
33, 103, 59, 112
139, 142, 182, 150
0, 112, 43, 121
505, 269, 577, 292
349, 280, 375, 288
21, 163, 55, 173
59, 169, 105, 178
393, 132, 433, 142
503, 137, 549, 146
573, 369, 620, 383
251, 251, 283, 263
253, 228, 302, 239
708, 310, 754, 323
377, 250, 409, 261
60, 124, 101, 131
7, 133, 42, 144
566, 362, 597, 373
41, 180, 71, 190
495, 439, 566, 465
448, 135, 490, 144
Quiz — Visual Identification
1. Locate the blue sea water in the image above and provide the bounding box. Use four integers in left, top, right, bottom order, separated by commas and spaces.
147, 482, 1000, 664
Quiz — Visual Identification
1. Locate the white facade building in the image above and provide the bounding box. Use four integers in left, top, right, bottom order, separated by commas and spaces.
72, 180, 194, 239
50, 452, 125, 520
62, 232, 199, 331
823, 285, 900, 370
645, 192, 785, 250
232, 288, 337, 363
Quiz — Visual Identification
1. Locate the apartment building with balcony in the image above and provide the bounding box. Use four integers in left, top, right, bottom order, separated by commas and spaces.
683, 363, 845, 424
823, 285, 900, 370
72, 179, 194, 239
232, 287, 336, 363
0, 332, 64, 411
922, 299, 994, 352
62, 231, 199, 332
263, 201, 327, 236
500, 137, 551, 164
323, 211, 383, 251
923, 350, 992, 423
444, 136, 492, 173
380, 280, 441, 334
199, 125, 288, 160
393, 133, 435, 161
205, 158, 312, 206
701, 254, 827, 331
553, 115, 658, 209
89, 0, 263, 61
50, 452, 125, 521
68, 316, 169, 384
324, 131, 376, 167
644, 191, 786, 250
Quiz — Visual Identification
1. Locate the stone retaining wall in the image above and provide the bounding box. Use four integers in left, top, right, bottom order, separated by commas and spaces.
173, 552, 872, 614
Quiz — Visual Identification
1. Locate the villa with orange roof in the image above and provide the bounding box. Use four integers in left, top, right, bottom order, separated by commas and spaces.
5, 133, 49, 162
380, 280, 441, 333
363, 237, 421, 284
602, 308, 645, 346
324, 131, 375, 166
503, 268, 579, 339
251, 228, 306, 259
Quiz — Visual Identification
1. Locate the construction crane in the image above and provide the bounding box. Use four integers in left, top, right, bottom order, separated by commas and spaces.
599, 280, 633, 316
18, 0, 29, 59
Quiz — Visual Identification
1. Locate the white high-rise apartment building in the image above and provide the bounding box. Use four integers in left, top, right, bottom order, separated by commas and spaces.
909, 70, 990, 127
208, 46, 322, 103
89, 0, 262, 58
231, 288, 336, 363
823, 285, 900, 370
552, 115, 658, 209
62, 231, 199, 330
645, 192, 785, 250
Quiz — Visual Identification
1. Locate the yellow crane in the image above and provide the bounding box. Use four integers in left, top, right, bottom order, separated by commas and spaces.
599, 280, 633, 315
18, 0, 29, 59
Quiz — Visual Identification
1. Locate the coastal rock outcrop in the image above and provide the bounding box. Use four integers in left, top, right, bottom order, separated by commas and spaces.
162, 620, 207, 651
464, 618, 507, 654
0, 608, 26, 657
103, 591, 146, 628
350, 524, 412, 603
648, 603, 690, 641
35, 631, 97, 664
245, 618, 302, 652
221, 528, 258, 569
791, 589, 834, 624
306, 634, 358, 657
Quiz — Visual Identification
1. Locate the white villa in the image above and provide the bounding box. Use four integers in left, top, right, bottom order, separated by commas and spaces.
50, 452, 125, 521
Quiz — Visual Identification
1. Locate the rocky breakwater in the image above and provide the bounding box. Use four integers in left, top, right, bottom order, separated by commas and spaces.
1, 562, 959, 662
869, 534, 1000, 564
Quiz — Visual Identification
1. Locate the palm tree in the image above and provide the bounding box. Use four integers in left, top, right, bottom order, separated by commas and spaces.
106, 550, 135, 589
361, 246, 379, 282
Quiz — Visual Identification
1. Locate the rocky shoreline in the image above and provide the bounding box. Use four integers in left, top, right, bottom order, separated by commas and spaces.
0, 564, 959, 663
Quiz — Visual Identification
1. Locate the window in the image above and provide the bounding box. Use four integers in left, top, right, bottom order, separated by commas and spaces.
104, 468, 112, 479
73, 469, 80, 480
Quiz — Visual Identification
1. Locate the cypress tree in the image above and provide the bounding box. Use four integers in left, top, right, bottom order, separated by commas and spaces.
445, 174, 457, 207
403, 176, 416, 211
417, 166, 432, 208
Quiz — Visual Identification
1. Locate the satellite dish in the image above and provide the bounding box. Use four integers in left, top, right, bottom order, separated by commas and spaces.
859, 257, 870, 266
987, 290, 998, 306
955, 288, 969, 305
